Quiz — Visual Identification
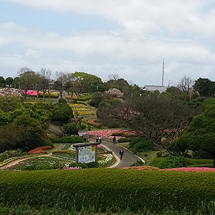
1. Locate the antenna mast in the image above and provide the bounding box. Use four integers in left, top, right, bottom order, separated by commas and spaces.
162, 59, 164, 86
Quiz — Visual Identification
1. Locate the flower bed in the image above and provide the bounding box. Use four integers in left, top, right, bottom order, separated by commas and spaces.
86, 129, 128, 140
69, 104, 94, 116
0, 88, 22, 97
124, 166, 215, 172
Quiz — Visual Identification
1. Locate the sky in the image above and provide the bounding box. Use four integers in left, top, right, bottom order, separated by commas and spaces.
1, 0, 215, 87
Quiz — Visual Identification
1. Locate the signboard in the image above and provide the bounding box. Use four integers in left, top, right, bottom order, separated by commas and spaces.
78, 145, 95, 163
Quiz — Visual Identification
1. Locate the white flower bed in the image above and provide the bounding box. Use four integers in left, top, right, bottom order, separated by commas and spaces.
98, 154, 113, 164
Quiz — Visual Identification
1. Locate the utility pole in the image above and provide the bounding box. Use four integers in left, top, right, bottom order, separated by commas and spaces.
162, 59, 165, 86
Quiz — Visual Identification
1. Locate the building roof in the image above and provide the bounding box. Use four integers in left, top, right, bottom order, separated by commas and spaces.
143, 85, 167, 93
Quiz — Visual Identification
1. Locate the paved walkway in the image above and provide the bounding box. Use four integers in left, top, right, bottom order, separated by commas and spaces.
100, 140, 142, 168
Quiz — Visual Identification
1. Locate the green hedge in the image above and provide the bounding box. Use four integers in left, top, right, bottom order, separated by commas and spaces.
0, 169, 215, 213
117, 138, 132, 143
56, 136, 83, 143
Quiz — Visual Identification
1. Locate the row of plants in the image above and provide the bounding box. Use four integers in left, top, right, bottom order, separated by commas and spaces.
87, 119, 102, 128
0, 203, 214, 215
1, 169, 215, 213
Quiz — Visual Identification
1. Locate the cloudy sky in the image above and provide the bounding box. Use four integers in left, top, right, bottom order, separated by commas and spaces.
1, 0, 215, 87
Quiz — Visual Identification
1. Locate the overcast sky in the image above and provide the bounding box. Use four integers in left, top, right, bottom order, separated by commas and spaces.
1, 0, 215, 87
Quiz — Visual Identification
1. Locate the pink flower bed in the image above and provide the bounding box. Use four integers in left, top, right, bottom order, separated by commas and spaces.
26, 90, 38, 96
86, 129, 126, 140
124, 166, 215, 172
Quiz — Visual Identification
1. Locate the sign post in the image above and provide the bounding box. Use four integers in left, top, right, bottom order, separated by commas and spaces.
73, 143, 99, 163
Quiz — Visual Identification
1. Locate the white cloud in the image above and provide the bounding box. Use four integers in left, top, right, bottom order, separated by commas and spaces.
1, 1, 215, 85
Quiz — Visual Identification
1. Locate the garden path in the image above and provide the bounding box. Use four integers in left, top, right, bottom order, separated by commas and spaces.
100, 140, 143, 168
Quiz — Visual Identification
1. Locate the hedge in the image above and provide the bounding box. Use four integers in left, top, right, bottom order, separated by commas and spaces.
56, 136, 83, 143
0, 169, 215, 213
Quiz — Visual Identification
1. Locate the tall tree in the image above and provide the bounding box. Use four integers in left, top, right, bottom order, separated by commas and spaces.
193, 78, 215, 97
54, 72, 68, 99
0, 76, 5, 87
97, 95, 195, 144
5, 77, 13, 88
73, 72, 102, 93
176, 99, 215, 167
39, 68, 52, 100
18, 67, 36, 99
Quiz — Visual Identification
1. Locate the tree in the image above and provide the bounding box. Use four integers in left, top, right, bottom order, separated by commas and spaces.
97, 95, 195, 144
193, 78, 215, 97
89, 92, 104, 108
66, 73, 77, 103
73, 72, 102, 93
18, 67, 36, 99
5, 77, 13, 88
39, 68, 52, 100
54, 72, 67, 98
13, 115, 46, 151
0, 76, 5, 87
176, 100, 215, 167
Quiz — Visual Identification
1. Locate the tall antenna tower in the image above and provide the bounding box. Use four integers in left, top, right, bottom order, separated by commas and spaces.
162, 59, 165, 86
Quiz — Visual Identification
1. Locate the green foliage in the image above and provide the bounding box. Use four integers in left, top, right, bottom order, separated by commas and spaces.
130, 160, 144, 167
192, 150, 214, 159
57, 136, 83, 143
117, 138, 133, 143
129, 137, 144, 148
64, 123, 79, 135
51, 103, 74, 124
1, 169, 215, 213
44, 139, 54, 148
69, 162, 88, 168
58, 98, 67, 104
176, 104, 215, 162
78, 93, 92, 101
155, 156, 191, 169
13, 115, 46, 152
129, 138, 153, 154
0, 95, 22, 112
89, 92, 104, 108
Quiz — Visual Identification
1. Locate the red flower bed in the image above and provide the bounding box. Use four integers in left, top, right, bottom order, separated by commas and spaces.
42, 146, 52, 150
28, 147, 49, 154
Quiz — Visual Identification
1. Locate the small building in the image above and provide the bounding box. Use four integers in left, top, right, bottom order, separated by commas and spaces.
142, 85, 167, 93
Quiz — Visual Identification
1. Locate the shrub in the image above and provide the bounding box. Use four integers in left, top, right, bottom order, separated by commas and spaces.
129, 137, 143, 149
130, 139, 153, 154
64, 123, 78, 135
192, 150, 214, 159
57, 136, 83, 143
130, 160, 144, 167
51, 103, 74, 124
86, 161, 99, 168
1, 169, 215, 213
117, 138, 133, 143
44, 139, 54, 148
69, 162, 88, 168
48, 134, 57, 143
156, 156, 191, 169
58, 99, 67, 104
58, 133, 63, 138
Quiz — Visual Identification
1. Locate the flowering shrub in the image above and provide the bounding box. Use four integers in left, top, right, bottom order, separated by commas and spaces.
64, 167, 82, 170
105, 88, 124, 99
41, 146, 52, 150
123, 166, 215, 172
0, 88, 22, 97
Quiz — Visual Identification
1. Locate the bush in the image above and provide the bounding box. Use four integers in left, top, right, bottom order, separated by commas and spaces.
58, 99, 67, 104
51, 103, 74, 124
117, 138, 133, 143
130, 160, 144, 167
69, 162, 88, 168
57, 136, 83, 143
129, 138, 153, 154
86, 161, 99, 168
64, 123, 78, 135
1, 169, 215, 213
48, 134, 57, 143
44, 139, 54, 148
89, 92, 104, 108
129, 137, 143, 149
192, 150, 214, 159
156, 156, 191, 169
